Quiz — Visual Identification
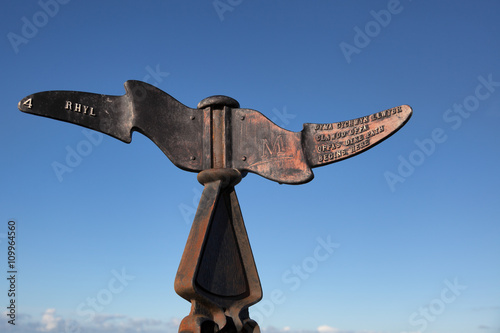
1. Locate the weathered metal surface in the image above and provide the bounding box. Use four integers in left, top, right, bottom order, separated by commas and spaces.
175, 169, 261, 333
18, 80, 204, 172
18, 81, 413, 333
18, 81, 412, 184
302, 105, 413, 168
230, 108, 312, 184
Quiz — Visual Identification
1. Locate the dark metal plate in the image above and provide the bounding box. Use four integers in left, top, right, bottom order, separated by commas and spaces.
18, 80, 204, 172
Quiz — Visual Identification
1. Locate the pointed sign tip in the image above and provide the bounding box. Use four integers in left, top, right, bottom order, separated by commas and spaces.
18, 96, 34, 113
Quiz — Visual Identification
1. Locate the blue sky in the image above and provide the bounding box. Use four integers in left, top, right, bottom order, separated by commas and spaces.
1, 1, 499, 333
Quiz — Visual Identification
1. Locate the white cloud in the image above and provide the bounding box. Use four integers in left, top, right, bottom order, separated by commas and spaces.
1, 309, 180, 333
38, 308, 62, 332
92, 313, 127, 325
317, 325, 339, 333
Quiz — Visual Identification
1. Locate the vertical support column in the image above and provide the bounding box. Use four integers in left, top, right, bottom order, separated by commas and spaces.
175, 169, 262, 333
176, 96, 260, 333
198, 96, 239, 169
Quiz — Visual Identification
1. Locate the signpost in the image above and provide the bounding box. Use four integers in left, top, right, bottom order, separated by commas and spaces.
19, 80, 412, 333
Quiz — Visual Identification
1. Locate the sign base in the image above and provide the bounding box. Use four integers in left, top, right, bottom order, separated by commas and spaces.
175, 169, 262, 333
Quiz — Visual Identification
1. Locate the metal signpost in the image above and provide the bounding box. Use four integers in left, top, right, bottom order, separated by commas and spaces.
19, 80, 412, 333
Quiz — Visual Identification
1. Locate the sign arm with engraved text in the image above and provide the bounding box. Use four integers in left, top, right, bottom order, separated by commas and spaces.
230, 106, 412, 184
302, 105, 412, 168
18, 80, 204, 172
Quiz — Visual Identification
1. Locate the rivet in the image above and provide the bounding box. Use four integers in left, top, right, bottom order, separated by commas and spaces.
242, 156, 247, 161
190, 156, 196, 160
190, 115, 195, 120
240, 115, 245, 120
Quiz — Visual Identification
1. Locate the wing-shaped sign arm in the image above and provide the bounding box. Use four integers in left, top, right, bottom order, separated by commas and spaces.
229, 105, 412, 185
18, 80, 204, 172
301, 105, 413, 168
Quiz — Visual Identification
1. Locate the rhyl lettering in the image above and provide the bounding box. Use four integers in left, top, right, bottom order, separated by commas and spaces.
65, 100, 96, 117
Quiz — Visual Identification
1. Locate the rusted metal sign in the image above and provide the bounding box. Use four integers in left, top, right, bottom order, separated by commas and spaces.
18, 81, 412, 333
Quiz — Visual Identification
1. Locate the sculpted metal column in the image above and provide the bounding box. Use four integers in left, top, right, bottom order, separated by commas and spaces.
18, 80, 412, 333
175, 97, 262, 333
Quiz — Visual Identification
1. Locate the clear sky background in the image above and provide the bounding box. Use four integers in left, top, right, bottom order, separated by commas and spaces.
1, 1, 499, 333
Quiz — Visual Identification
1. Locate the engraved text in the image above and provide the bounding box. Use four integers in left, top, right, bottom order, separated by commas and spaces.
65, 101, 96, 117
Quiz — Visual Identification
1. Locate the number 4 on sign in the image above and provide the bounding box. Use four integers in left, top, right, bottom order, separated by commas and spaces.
23, 98, 32, 109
